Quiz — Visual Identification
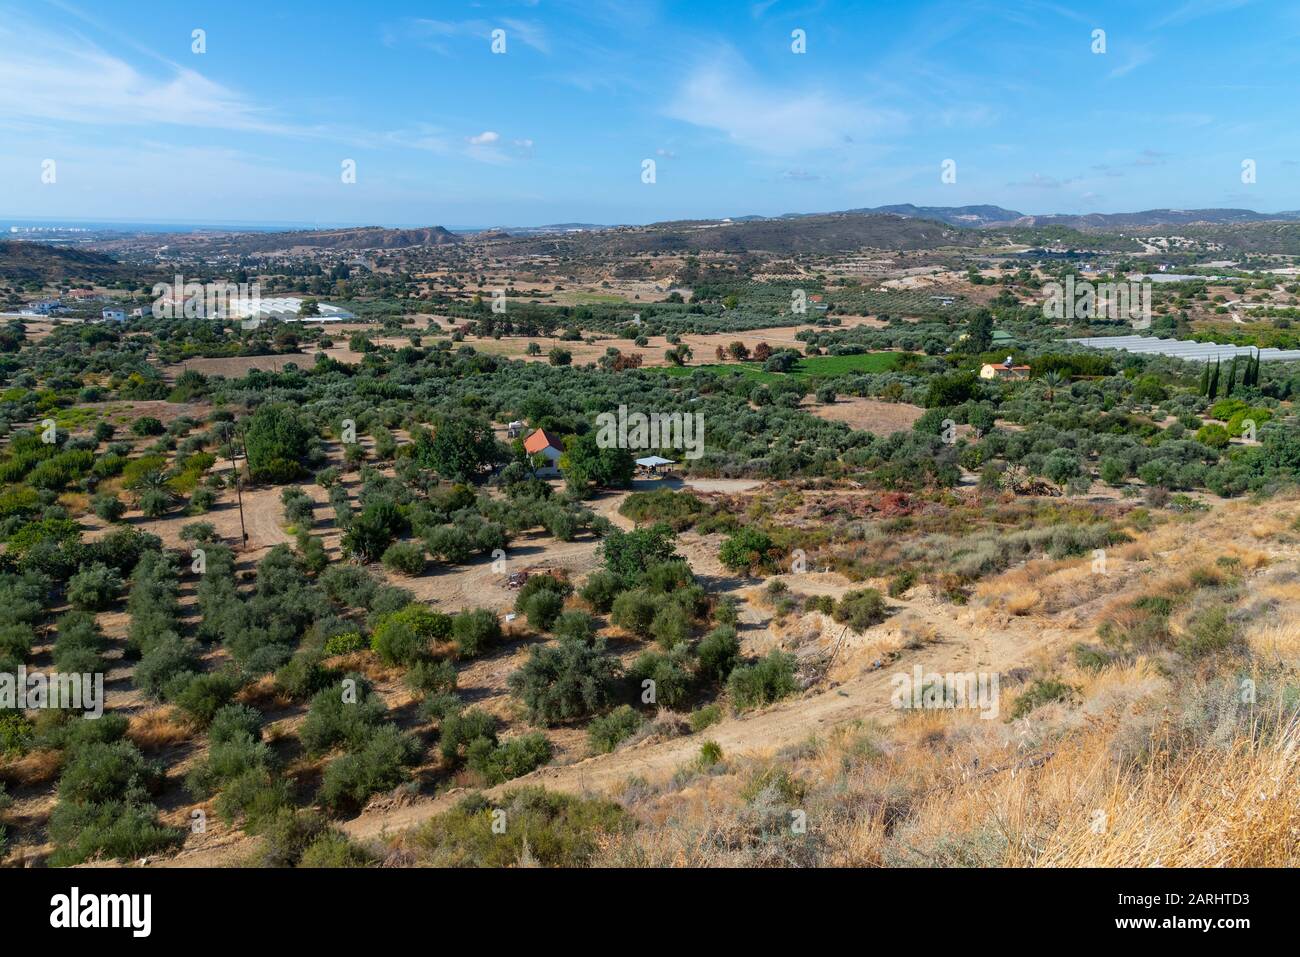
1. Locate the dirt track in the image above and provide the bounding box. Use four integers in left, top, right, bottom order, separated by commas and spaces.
338, 596, 1052, 842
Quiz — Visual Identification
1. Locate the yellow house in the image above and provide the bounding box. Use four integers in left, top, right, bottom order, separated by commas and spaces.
979, 357, 1030, 380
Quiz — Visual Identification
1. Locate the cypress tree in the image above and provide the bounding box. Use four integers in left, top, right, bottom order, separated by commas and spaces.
1208, 359, 1220, 399
1199, 361, 1210, 396
1225, 357, 1238, 396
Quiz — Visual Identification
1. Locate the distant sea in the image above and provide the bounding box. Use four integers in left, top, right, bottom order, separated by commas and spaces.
1, 218, 617, 235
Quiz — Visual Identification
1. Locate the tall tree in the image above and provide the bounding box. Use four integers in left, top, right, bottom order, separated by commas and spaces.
966, 309, 994, 353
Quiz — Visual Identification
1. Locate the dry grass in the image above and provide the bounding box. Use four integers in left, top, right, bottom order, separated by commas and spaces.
126, 706, 192, 750
1035, 718, 1300, 866
0, 748, 62, 787
1004, 588, 1042, 616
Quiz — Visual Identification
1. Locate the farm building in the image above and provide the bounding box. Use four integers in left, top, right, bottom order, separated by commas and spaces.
523, 428, 565, 476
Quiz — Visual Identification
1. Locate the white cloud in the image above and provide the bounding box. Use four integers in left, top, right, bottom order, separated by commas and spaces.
1108, 45, 1155, 79
663, 55, 902, 156
396, 17, 549, 55
468, 131, 500, 145
0, 19, 289, 134
1151, 0, 1253, 28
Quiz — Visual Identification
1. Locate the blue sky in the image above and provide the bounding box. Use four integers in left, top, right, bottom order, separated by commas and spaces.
3, 0, 1299, 227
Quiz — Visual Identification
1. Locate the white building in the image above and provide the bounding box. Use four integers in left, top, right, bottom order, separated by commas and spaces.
227, 296, 356, 322
100, 308, 126, 323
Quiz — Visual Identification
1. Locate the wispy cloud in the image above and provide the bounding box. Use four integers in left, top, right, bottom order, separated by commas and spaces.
1006, 173, 1075, 189
0, 18, 291, 134
1108, 44, 1155, 78
663, 53, 902, 156
389, 17, 549, 55
1151, 0, 1254, 29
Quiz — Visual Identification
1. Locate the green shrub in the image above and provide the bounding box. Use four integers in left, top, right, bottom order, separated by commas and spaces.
324, 631, 367, 656
508, 635, 620, 726
91, 493, 126, 523
186, 732, 274, 798
275, 649, 340, 699
405, 657, 457, 697
713, 596, 739, 626
697, 740, 723, 768
188, 487, 217, 514
209, 704, 263, 745
887, 570, 917, 598
727, 650, 798, 711
466, 732, 553, 785
1195, 423, 1230, 449
1180, 606, 1242, 659
719, 527, 776, 574
250, 807, 328, 867
412, 787, 629, 867
522, 588, 566, 632
214, 768, 294, 828
514, 574, 574, 612
131, 417, 165, 436
650, 602, 692, 649
138, 488, 173, 518
740, 766, 806, 805
579, 569, 622, 612
587, 705, 644, 753
1071, 643, 1112, 673
170, 670, 243, 727
370, 604, 450, 665
318, 724, 420, 811
0, 712, 34, 757
451, 608, 501, 658
697, 625, 741, 683
439, 707, 498, 762
47, 797, 182, 867
610, 587, 661, 637
66, 563, 124, 611
833, 588, 888, 631
381, 541, 426, 576
628, 646, 693, 709
689, 703, 722, 733
298, 831, 374, 868
1010, 678, 1075, 719
299, 678, 386, 754
553, 610, 597, 643
57, 740, 164, 805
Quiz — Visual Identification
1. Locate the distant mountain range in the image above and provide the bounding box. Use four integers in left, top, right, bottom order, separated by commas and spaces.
10, 206, 1300, 271
211, 225, 463, 252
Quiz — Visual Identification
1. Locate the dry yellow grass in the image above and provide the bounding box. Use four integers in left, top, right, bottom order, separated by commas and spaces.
1036, 719, 1300, 866
1004, 588, 1042, 616
0, 748, 62, 787
127, 707, 192, 750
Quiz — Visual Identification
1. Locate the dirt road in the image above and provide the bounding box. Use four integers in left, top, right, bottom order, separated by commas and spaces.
340, 596, 1054, 843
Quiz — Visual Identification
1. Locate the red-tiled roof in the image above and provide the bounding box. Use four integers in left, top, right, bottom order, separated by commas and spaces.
524, 428, 564, 454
